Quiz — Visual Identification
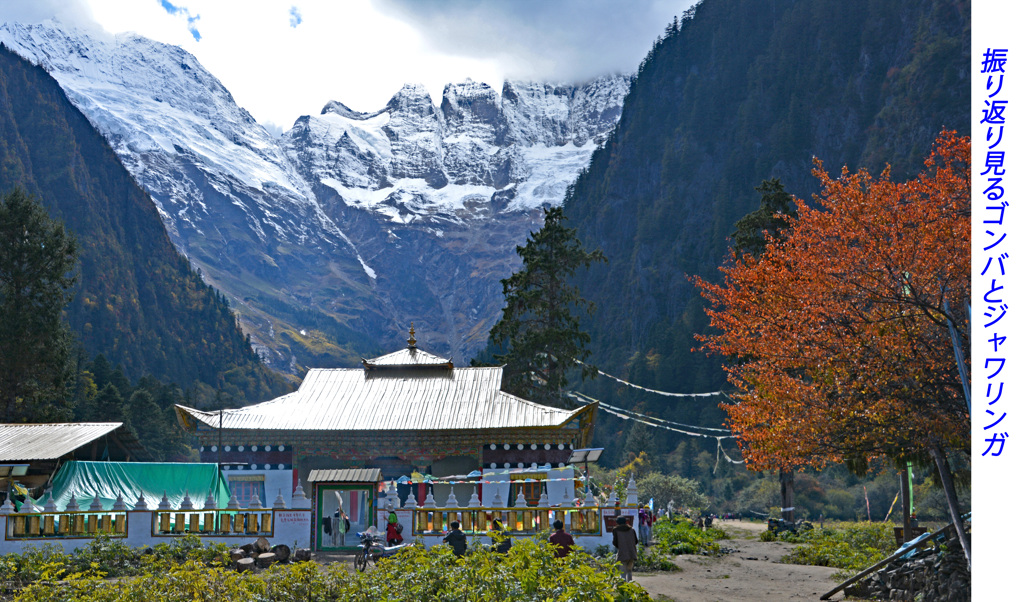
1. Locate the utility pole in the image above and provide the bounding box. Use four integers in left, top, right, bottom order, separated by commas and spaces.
218, 409, 223, 469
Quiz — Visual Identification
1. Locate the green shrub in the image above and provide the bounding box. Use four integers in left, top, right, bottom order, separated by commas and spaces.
634, 545, 678, 572
10, 537, 651, 602
780, 522, 897, 579
653, 518, 723, 556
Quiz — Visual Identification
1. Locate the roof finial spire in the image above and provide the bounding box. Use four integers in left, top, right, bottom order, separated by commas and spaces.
407, 323, 417, 349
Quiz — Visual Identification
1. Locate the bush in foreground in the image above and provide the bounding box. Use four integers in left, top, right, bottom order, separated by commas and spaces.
10, 537, 650, 602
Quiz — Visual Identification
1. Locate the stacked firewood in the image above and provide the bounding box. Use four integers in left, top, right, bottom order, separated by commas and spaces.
230, 536, 312, 571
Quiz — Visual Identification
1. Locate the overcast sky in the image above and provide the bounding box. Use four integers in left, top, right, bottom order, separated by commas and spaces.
0, 0, 692, 133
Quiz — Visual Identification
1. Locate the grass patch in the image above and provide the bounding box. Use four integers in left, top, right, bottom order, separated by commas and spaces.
779, 522, 897, 579
653, 517, 727, 556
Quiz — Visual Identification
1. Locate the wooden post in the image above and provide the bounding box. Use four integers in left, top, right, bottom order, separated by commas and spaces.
900, 468, 912, 541
780, 469, 795, 523
929, 445, 971, 569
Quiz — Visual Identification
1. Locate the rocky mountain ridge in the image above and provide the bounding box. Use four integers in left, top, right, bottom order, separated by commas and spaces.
0, 21, 628, 369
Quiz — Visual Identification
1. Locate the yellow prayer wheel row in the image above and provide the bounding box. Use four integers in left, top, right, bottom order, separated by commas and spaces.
411, 508, 588, 535
10, 513, 126, 538
570, 509, 600, 533
155, 511, 271, 534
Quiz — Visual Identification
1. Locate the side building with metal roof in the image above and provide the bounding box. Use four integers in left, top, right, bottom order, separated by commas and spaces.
175, 327, 597, 509
0, 422, 151, 498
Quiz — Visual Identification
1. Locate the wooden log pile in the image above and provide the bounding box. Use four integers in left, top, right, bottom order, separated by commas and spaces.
844, 536, 969, 602
229, 538, 312, 572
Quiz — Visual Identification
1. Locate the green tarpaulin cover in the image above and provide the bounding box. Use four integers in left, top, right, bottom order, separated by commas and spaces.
34, 461, 230, 511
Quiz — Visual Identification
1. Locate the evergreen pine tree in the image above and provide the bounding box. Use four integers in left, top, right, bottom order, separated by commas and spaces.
0, 188, 78, 422
92, 383, 127, 424
71, 370, 99, 421
489, 207, 605, 407
90, 355, 113, 391
128, 389, 167, 458
620, 421, 653, 465
730, 178, 800, 519
731, 178, 797, 258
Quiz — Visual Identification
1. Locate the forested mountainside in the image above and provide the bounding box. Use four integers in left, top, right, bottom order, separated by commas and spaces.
0, 45, 289, 407
563, 0, 969, 462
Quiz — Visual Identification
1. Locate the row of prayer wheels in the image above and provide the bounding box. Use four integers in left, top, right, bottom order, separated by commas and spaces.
10, 513, 125, 537
9, 511, 274, 539
414, 508, 601, 534
155, 511, 272, 534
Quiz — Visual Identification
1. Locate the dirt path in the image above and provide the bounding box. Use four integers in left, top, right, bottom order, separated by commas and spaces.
633, 520, 846, 601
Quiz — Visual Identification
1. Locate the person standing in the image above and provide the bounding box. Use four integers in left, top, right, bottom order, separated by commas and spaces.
338, 508, 350, 546
548, 519, 575, 558
386, 509, 403, 545
612, 515, 639, 582
443, 521, 467, 557
490, 518, 512, 554
638, 507, 651, 546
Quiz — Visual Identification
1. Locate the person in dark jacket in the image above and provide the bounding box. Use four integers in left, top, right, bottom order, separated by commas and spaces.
612, 515, 639, 581
548, 519, 575, 558
490, 518, 512, 554
443, 521, 467, 556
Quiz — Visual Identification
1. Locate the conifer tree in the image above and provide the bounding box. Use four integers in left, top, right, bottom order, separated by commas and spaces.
730, 177, 799, 520
127, 389, 167, 457
731, 178, 797, 258
489, 207, 605, 407
0, 188, 78, 422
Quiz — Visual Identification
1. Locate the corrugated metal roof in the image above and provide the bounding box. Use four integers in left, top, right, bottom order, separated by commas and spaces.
308, 468, 382, 483
0, 423, 124, 461
362, 347, 453, 368
177, 365, 591, 432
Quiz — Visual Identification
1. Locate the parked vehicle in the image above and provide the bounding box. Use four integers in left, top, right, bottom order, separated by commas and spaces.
354, 529, 414, 572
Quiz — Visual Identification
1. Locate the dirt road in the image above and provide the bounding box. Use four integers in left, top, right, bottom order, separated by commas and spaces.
633, 520, 846, 602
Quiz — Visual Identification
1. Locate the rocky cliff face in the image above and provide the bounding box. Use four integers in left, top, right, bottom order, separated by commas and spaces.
0, 21, 627, 369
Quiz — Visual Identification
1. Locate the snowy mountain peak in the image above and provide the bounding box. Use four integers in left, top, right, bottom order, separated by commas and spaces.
1, 20, 629, 364
320, 99, 383, 121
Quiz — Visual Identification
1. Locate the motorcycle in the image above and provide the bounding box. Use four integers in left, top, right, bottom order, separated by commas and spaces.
354, 529, 414, 572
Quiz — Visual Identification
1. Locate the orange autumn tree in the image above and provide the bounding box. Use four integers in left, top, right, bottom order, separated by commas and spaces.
697, 131, 970, 472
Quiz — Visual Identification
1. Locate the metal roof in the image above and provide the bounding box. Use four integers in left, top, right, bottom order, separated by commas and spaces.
308, 468, 382, 483
177, 365, 592, 432
0, 423, 125, 461
362, 347, 453, 369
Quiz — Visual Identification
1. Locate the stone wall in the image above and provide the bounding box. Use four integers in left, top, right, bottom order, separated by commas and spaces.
847, 536, 970, 602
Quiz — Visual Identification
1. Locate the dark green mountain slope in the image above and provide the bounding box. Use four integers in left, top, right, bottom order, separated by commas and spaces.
563, 0, 969, 459
0, 45, 289, 405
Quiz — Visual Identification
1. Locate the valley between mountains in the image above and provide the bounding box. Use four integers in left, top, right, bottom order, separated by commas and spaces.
0, 20, 628, 371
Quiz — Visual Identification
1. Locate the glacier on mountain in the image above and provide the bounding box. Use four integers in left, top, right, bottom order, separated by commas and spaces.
0, 20, 628, 366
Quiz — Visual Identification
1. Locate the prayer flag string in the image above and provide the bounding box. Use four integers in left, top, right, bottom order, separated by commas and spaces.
575, 359, 723, 399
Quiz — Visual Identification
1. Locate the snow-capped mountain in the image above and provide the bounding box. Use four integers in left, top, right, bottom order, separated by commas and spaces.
290, 78, 625, 222
0, 21, 627, 367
